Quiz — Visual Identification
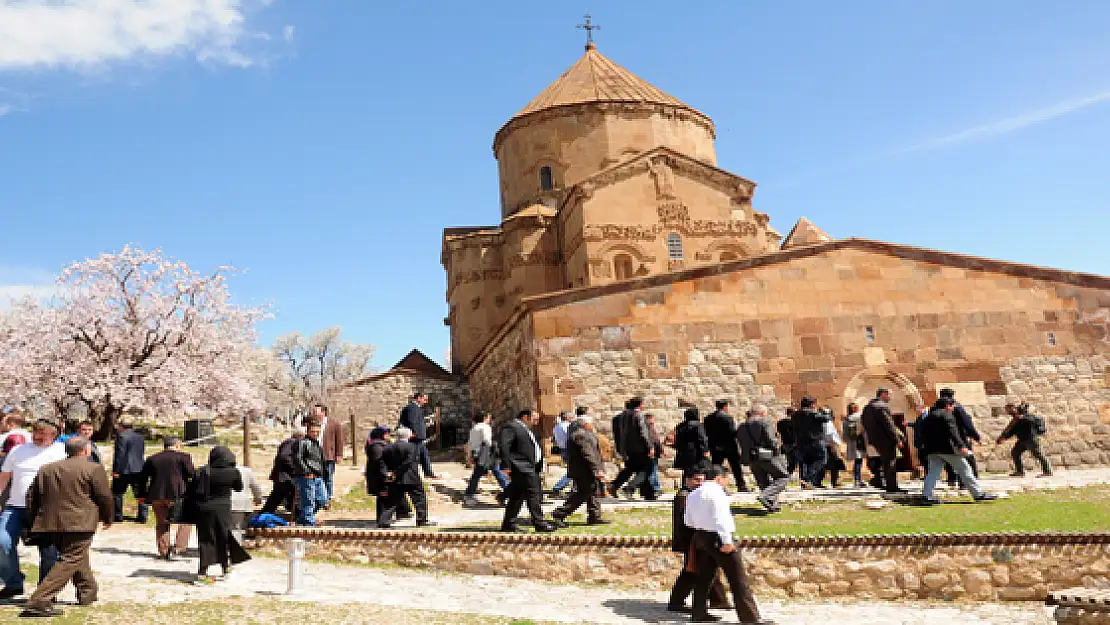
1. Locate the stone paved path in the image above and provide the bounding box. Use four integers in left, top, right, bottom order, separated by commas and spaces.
14, 527, 1054, 625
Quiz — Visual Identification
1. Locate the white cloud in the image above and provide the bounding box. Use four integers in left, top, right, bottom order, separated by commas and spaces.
0, 266, 57, 309
0, 0, 283, 70
283, 25, 294, 43
887, 88, 1110, 156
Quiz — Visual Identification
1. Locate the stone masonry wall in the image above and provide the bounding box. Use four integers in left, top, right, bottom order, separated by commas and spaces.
527, 245, 1110, 468
467, 314, 537, 424
254, 538, 1110, 602
331, 373, 471, 443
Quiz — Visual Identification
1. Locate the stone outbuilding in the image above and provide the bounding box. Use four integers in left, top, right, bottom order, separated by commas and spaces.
331, 349, 472, 446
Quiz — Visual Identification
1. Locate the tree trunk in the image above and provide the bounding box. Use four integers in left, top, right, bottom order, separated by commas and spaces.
93, 405, 122, 442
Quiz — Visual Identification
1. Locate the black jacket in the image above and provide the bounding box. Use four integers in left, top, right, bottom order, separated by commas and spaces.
619, 409, 652, 458
113, 429, 146, 475
293, 437, 325, 477
703, 410, 739, 455
861, 398, 901, 456
365, 440, 388, 493
383, 439, 422, 487
737, 417, 789, 474
138, 449, 195, 501
398, 402, 427, 441
1000, 415, 1041, 443
919, 407, 966, 456
672, 419, 709, 470
672, 487, 694, 553
566, 428, 604, 480
952, 402, 982, 445
611, 414, 624, 456
270, 437, 298, 485
499, 418, 542, 475
776, 418, 796, 449
790, 408, 830, 447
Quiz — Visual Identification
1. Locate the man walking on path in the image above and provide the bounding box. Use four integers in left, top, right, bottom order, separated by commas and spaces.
609, 398, 656, 500
137, 437, 195, 560
380, 427, 436, 528
550, 415, 609, 527
861, 389, 906, 494
686, 465, 773, 624
998, 403, 1053, 477
261, 428, 302, 515
737, 404, 790, 513
20, 436, 113, 618
308, 404, 345, 504
550, 412, 574, 495
0, 417, 67, 600
399, 393, 438, 479
789, 397, 830, 489
703, 400, 749, 492
112, 418, 149, 523
919, 398, 999, 504
499, 410, 556, 533
938, 388, 982, 485
667, 463, 728, 614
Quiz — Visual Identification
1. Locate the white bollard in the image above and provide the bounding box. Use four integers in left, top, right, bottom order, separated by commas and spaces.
286, 538, 305, 594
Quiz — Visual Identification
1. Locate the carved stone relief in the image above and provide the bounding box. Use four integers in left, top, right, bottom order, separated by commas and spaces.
649, 157, 677, 200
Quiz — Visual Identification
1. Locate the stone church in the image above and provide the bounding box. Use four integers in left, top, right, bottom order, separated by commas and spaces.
442, 42, 1110, 470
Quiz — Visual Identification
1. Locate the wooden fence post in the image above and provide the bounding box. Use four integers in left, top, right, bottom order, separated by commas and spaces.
349, 410, 358, 466
242, 413, 252, 468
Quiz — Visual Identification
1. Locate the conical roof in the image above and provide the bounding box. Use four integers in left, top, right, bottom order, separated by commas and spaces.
495, 44, 711, 148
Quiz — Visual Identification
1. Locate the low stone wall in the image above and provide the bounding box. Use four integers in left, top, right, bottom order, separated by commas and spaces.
250, 534, 1110, 602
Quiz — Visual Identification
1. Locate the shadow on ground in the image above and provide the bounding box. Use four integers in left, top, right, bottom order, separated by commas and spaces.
602, 598, 687, 624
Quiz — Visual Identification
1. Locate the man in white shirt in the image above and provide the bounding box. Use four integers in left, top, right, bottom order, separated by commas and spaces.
550, 411, 575, 495
684, 465, 771, 624
0, 417, 67, 599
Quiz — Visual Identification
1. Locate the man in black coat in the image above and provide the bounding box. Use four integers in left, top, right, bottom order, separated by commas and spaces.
672, 407, 710, 477
938, 388, 981, 484
499, 410, 556, 533
997, 403, 1053, 477
550, 415, 609, 526
790, 396, 831, 489
111, 419, 148, 524
609, 398, 656, 499
861, 389, 906, 493
136, 437, 195, 560
919, 397, 998, 504
379, 427, 436, 528
398, 392, 438, 479
261, 428, 302, 515
703, 399, 749, 492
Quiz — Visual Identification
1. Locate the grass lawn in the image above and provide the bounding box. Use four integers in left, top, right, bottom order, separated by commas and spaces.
531, 485, 1110, 537
0, 599, 553, 624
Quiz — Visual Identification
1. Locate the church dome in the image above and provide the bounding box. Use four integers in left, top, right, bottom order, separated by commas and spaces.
493, 44, 714, 152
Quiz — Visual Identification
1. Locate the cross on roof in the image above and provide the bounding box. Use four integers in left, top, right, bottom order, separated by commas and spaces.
577, 14, 600, 49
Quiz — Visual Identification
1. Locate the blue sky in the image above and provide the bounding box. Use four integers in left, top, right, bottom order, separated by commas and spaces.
1, 1, 1108, 370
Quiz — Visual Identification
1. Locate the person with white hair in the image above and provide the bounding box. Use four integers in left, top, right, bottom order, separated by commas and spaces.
736, 404, 790, 513
379, 427, 436, 528
550, 414, 609, 527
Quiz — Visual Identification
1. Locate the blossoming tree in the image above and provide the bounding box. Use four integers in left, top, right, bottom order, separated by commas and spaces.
0, 246, 267, 439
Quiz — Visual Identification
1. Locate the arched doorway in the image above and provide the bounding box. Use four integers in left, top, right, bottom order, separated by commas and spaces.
841, 370, 925, 471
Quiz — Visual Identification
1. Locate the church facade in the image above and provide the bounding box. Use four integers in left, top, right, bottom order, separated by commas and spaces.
442, 44, 1110, 470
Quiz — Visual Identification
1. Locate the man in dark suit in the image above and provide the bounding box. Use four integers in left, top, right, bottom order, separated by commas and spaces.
21, 436, 113, 618
111, 418, 148, 523
551, 415, 609, 527
609, 398, 656, 499
861, 389, 906, 494
399, 393, 438, 479
499, 409, 556, 533
667, 462, 729, 614
703, 399, 749, 492
672, 407, 710, 477
136, 436, 195, 560
737, 404, 790, 513
379, 427, 436, 528
938, 388, 981, 485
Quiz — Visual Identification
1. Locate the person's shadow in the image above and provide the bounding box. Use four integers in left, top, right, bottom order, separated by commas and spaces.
127, 568, 198, 584
602, 598, 690, 624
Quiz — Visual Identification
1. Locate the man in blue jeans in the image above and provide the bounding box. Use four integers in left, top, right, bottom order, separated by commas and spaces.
0, 418, 67, 599
293, 421, 328, 526
550, 411, 574, 494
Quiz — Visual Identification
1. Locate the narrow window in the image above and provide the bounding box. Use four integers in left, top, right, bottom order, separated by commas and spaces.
865, 326, 875, 342
613, 254, 634, 280
657, 353, 669, 368
1047, 332, 1057, 346
666, 233, 684, 260
539, 166, 554, 191
719, 251, 738, 262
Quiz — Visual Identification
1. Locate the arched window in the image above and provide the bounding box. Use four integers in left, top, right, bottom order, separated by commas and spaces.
539, 166, 554, 191
613, 254, 634, 280
666, 233, 684, 260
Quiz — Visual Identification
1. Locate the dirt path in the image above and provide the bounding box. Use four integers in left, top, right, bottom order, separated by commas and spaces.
7, 527, 1053, 625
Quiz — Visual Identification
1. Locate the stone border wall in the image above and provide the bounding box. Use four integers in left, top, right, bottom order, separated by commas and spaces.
250, 536, 1110, 603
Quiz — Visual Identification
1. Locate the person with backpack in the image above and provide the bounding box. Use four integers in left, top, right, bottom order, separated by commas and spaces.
841, 403, 865, 488
997, 403, 1052, 477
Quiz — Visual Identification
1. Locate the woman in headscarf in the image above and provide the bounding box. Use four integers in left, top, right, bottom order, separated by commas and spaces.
191, 446, 251, 584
